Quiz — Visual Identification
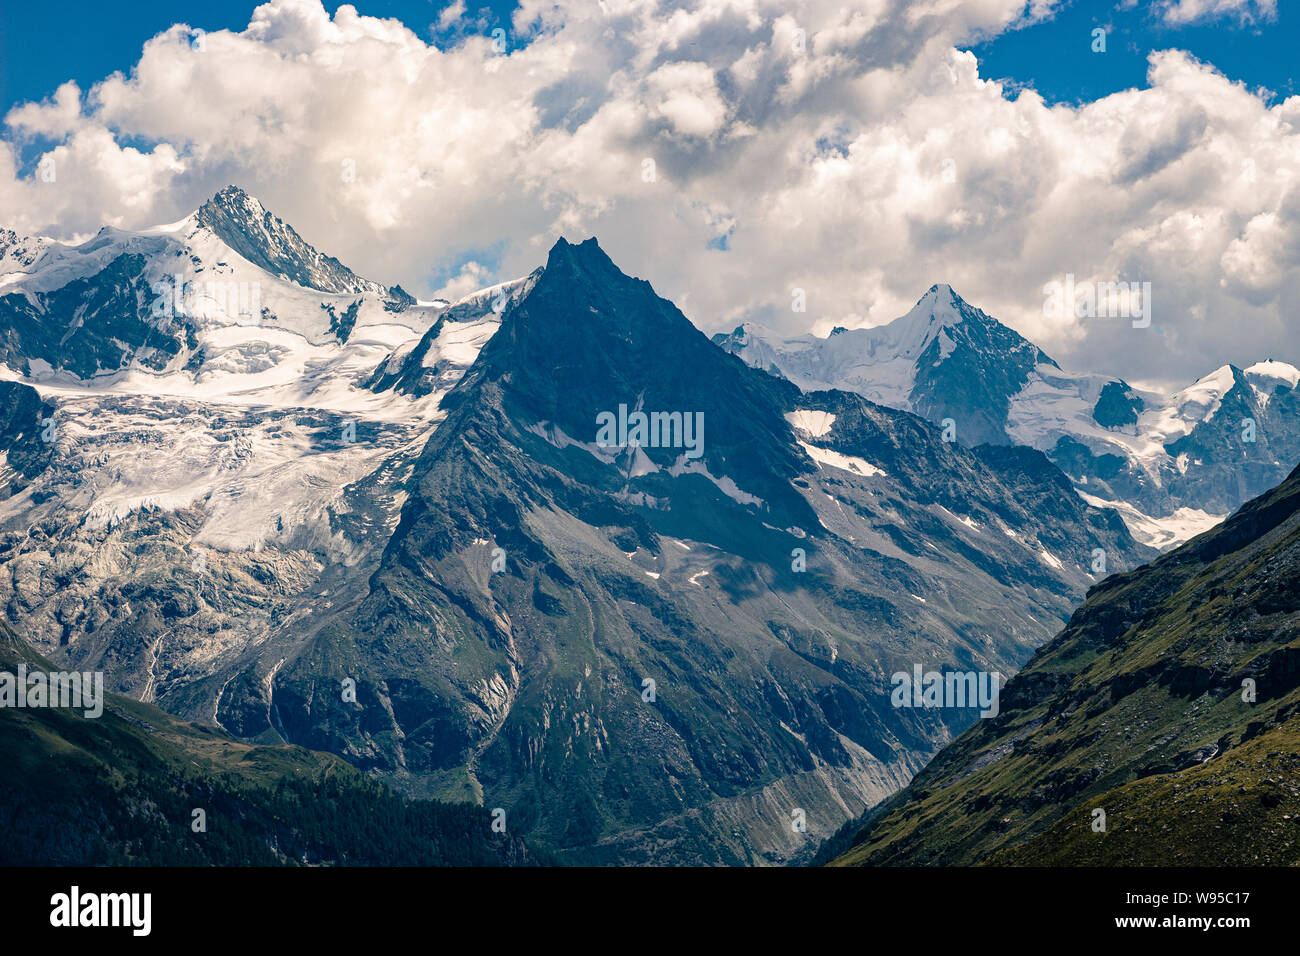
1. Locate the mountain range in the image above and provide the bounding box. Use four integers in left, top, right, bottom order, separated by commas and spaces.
0, 187, 1157, 863
715, 286, 1300, 550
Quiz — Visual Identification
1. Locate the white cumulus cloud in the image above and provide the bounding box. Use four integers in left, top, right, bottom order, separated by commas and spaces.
1, 0, 1297, 387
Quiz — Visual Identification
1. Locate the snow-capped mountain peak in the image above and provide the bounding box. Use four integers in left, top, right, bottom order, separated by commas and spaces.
199, 183, 269, 222
0, 189, 544, 566
720, 289, 1300, 549
907, 282, 966, 327
718, 282, 1055, 447
1245, 359, 1300, 390
877, 282, 995, 360
194, 185, 385, 297
0, 187, 497, 402
1169, 364, 1241, 423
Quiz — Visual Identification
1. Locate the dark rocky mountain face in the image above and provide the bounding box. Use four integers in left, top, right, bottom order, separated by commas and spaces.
0, 382, 55, 497
1091, 380, 1143, 428
0, 248, 195, 378
209, 238, 1150, 864
905, 286, 1057, 448
831, 460, 1300, 866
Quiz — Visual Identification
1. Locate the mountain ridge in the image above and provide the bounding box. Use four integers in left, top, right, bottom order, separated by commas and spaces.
718, 287, 1300, 550
232, 234, 1149, 864
194, 184, 393, 299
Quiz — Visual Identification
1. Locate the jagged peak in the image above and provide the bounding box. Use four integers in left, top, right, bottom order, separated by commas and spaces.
870, 283, 980, 357
193, 185, 379, 296
909, 283, 979, 324
201, 183, 265, 213
194, 185, 280, 239
194, 184, 282, 240
544, 235, 623, 279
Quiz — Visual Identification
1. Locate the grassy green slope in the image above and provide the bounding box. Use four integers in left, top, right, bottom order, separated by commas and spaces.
989, 719, 1300, 865
832, 463, 1300, 866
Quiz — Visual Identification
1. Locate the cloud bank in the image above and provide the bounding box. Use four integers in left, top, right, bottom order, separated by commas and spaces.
2, 0, 1297, 386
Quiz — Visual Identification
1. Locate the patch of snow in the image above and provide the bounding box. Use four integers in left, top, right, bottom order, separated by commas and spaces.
1078, 492, 1225, 549
785, 409, 836, 437
797, 441, 885, 477
668, 457, 764, 506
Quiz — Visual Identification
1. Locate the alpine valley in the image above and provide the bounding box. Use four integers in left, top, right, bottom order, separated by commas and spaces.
829, 459, 1300, 867
1, 188, 1168, 864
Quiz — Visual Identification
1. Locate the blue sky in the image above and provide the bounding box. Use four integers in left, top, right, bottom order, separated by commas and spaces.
975, 0, 1296, 105
2, 1, 1293, 119
0, 1, 520, 116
